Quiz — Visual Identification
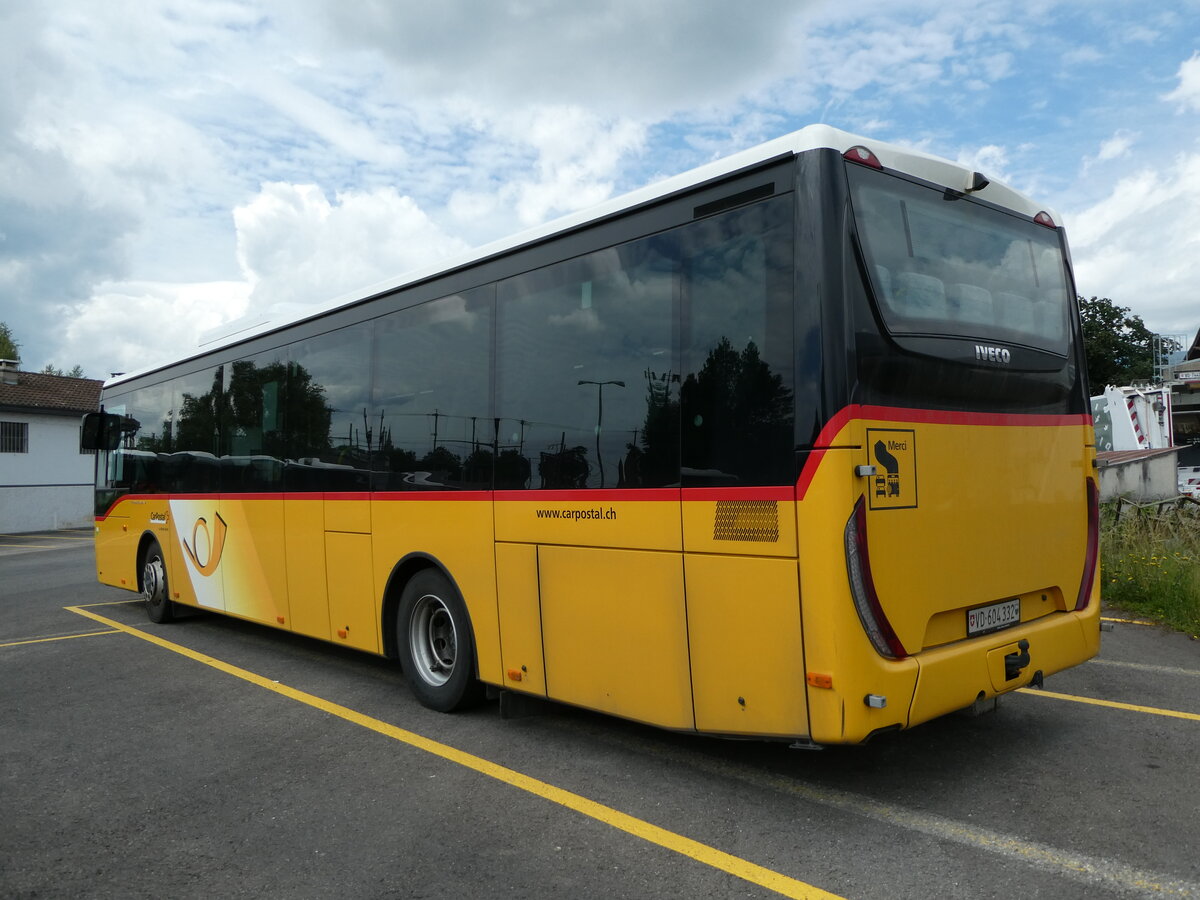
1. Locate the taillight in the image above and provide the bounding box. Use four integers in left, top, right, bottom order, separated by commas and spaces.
844, 496, 908, 658
1034, 211, 1056, 228
1075, 477, 1100, 611
844, 145, 882, 169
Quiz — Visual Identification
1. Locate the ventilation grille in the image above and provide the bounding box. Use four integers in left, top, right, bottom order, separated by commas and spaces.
713, 500, 779, 542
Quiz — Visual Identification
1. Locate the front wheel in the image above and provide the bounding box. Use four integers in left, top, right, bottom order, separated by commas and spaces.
397, 569, 484, 712
142, 540, 175, 624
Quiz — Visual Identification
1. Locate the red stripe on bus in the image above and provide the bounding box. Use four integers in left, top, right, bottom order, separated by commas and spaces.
795, 406, 1093, 500
494, 488, 679, 503
816, 405, 1091, 440
681, 486, 794, 502
373, 491, 494, 502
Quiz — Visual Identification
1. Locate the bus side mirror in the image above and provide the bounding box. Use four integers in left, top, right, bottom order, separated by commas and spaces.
81, 411, 122, 451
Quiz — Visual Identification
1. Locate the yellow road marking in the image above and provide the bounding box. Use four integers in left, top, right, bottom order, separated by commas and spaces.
65, 604, 841, 900
563, 718, 1200, 898
0, 537, 93, 544
1018, 688, 1200, 722
1101, 616, 1159, 627
1090, 658, 1200, 679
0, 629, 120, 648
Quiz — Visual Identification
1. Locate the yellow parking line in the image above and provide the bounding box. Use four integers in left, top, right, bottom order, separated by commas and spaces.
1101, 616, 1159, 627
1018, 688, 1200, 722
64, 604, 842, 900
1, 629, 120, 648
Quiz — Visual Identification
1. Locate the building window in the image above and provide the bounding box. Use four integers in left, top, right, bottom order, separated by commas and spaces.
1, 421, 29, 453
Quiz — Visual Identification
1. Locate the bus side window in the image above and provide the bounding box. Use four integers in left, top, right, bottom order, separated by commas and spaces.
680, 197, 795, 487
497, 235, 678, 490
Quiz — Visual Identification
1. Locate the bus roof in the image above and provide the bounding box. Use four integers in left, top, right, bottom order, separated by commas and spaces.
106, 124, 1055, 389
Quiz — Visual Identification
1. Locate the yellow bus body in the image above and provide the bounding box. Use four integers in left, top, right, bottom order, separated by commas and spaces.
94, 407, 1098, 745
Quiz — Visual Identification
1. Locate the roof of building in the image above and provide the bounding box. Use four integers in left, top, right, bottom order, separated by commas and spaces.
0, 369, 104, 416
1187, 328, 1200, 362
1096, 448, 1178, 466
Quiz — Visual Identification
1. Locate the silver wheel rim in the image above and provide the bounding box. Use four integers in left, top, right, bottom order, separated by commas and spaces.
408, 593, 457, 687
143, 555, 165, 606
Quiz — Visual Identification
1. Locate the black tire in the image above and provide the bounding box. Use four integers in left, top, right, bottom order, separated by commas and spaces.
397, 569, 484, 712
142, 540, 175, 624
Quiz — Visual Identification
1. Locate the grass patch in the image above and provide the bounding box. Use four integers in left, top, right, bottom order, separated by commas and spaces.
1100, 499, 1200, 636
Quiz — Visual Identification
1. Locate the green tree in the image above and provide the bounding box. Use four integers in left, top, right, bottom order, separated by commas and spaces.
0, 322, 20, 362
679, 337, 794, 484
1078, 296, 1155, 388
40, 363, 86, 378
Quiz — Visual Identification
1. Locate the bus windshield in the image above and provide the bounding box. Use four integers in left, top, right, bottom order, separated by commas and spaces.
848, 166, 1071, 356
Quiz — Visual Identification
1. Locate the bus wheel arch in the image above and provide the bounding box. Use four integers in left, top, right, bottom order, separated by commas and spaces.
137, 533, 175, 624
382, 554, 485, 712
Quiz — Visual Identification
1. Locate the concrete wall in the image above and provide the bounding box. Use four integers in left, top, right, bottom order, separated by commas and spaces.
0, 412, 94, 532
1097, 451, 1180, 502
0, 484, 94, 531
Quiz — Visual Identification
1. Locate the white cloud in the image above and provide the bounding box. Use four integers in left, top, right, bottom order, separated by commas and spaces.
54, 281, 252, 379
1067, 152, 1200, 335
1097, 129, 1139, 161
1079, 128, 1141, 176
1061, 46, 1104, 66
233, 182, 470, 315
298, 0, 815, 119
4, 0, 1200, 379
956, 144, 1011, 182
236, 67, 407, 167
498, 108, 646, 226
1164, 52, 1200, 112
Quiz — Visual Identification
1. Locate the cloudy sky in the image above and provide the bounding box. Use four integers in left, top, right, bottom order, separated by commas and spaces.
1, 0, 1198, 378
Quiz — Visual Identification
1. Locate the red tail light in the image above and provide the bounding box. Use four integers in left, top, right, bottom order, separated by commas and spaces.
844, 146, 882, 169
1034, 211, 1056, 228
1075, 477, 1100, 611
844, 496, 908, 658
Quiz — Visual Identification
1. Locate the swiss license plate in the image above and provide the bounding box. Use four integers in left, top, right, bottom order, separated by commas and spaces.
967, 597, 1021, 636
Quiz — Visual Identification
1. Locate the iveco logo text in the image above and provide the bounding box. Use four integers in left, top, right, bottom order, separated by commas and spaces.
975, 345, 1011, 364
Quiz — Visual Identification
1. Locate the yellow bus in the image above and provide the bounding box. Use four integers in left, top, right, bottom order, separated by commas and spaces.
83, 125, 1100, 745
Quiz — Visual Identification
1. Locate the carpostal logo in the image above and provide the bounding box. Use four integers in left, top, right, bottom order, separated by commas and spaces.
181, 512, 228, 576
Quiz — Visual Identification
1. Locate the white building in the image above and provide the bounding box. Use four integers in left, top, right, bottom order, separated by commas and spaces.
0, 361, 103, 532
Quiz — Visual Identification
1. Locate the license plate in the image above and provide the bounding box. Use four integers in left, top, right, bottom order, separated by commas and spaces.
967, 597, 1021, 636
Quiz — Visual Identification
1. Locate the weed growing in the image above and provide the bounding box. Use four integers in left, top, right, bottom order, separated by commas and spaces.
1100, 500, 1200, 636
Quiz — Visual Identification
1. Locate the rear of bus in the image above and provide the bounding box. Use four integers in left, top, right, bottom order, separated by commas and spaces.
798, 139, 1100, 744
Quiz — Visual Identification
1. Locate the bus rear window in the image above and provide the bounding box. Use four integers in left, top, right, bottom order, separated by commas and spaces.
848, 166, 1071, 357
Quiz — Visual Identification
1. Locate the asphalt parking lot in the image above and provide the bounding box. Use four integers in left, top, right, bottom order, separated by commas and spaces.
2, 534, 1198, 899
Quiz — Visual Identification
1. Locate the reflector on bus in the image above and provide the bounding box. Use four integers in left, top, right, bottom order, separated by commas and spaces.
1075, 478, 1100, 611
844, 497, 908, 659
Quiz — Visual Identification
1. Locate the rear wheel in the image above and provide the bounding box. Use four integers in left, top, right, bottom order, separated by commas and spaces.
142, 540, 175, 624
397, 569, 484, 711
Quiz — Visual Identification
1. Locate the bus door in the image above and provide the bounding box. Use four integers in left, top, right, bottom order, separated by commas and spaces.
216, 355, 291, 630
286, 326, 375, 651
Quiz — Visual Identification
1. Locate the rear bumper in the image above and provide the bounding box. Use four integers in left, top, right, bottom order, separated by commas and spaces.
907, 606, 1101, 727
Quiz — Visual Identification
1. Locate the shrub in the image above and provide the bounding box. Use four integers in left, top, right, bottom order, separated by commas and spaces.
1100, 499, 1200, 636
